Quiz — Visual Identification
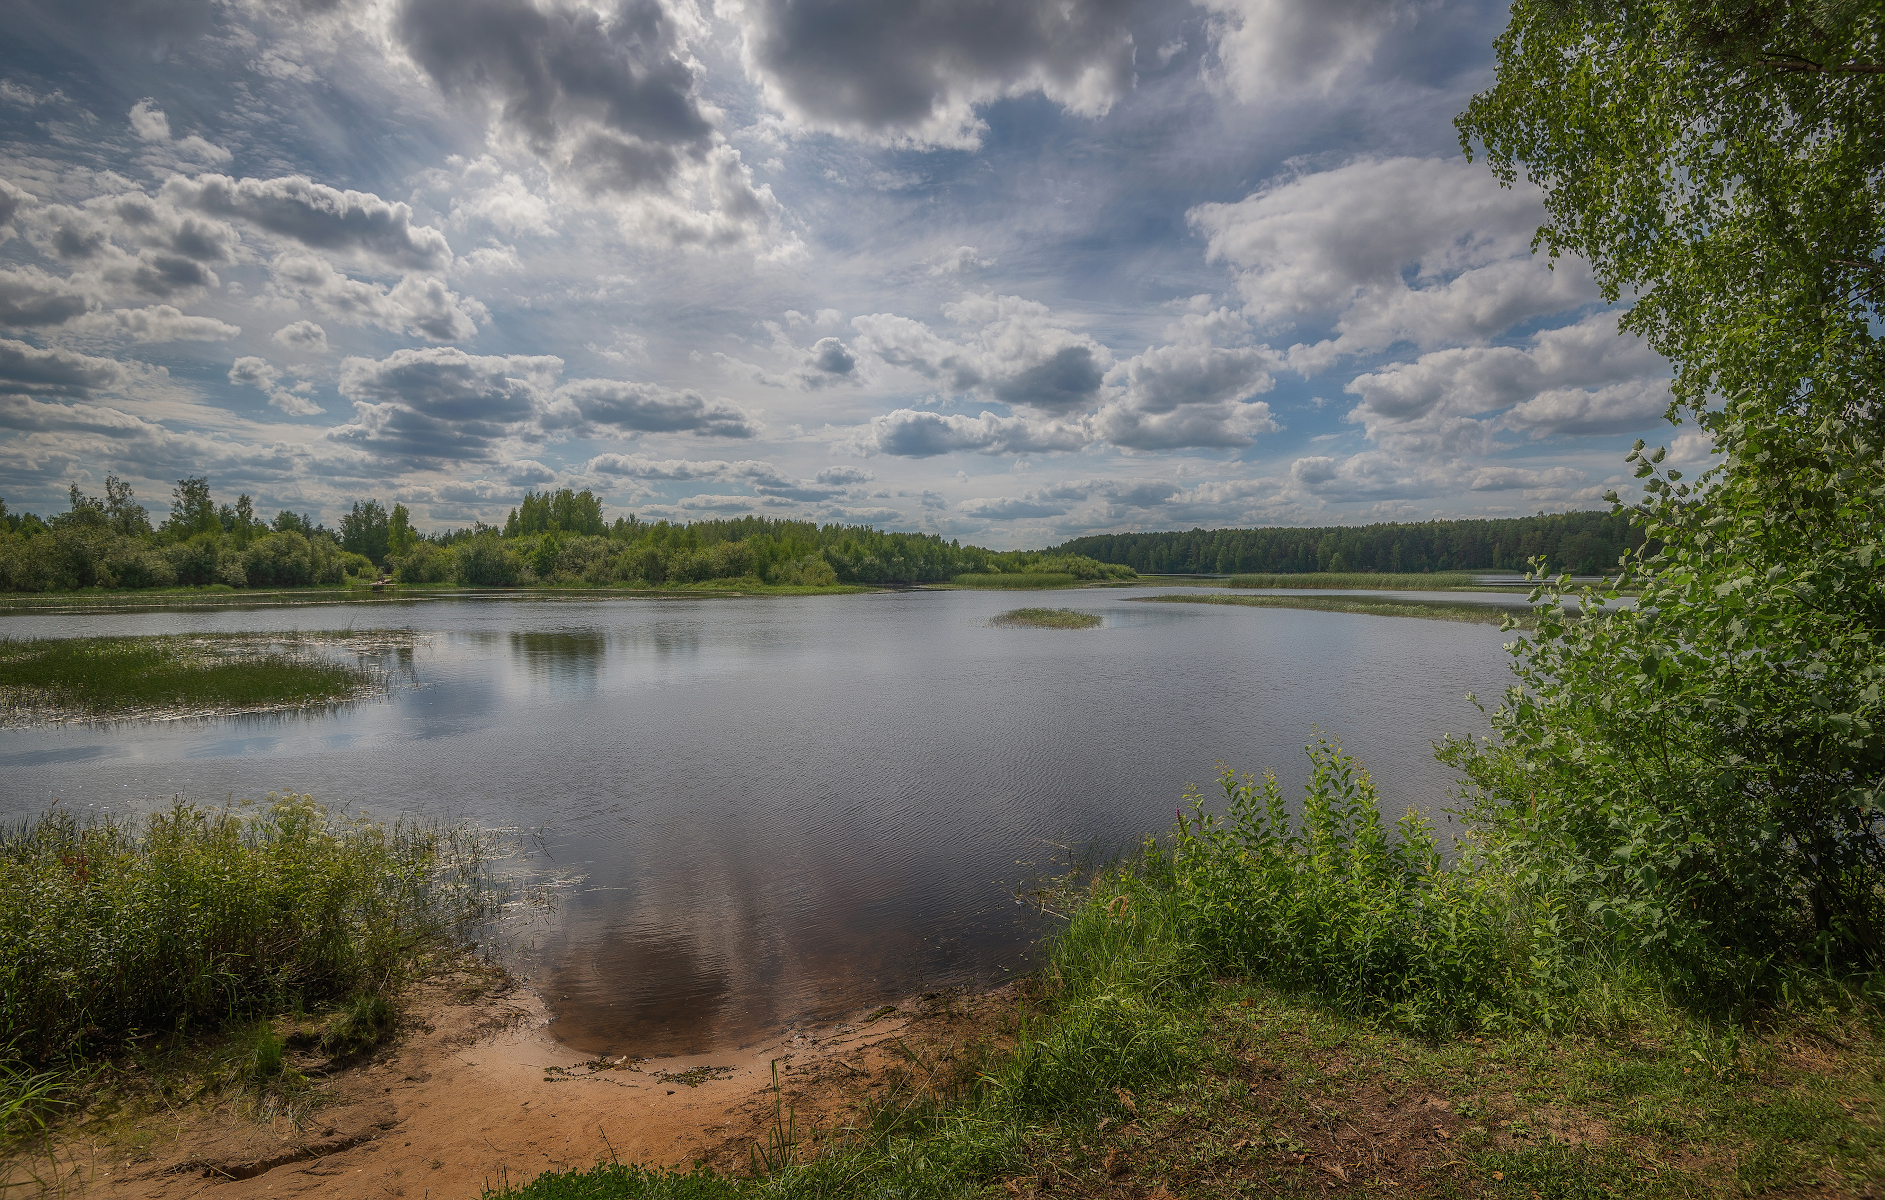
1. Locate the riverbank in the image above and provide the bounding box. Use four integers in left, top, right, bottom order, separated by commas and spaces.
0, 580, 878, 613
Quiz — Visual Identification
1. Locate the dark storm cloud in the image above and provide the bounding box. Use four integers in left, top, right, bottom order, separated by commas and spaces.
163, 175, 453, 270
730, 0, 1137, 144
394, 0, 713, 195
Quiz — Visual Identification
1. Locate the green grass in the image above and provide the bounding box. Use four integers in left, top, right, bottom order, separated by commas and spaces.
0, 635, 371, 718
991, 607, 1103, 629
1225, 571, 1488, 589
0, 797, 504, 1142
1136, 591, 1527, 625
947, 573, 1082, 589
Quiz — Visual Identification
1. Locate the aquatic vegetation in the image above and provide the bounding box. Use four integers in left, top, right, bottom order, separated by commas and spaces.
0, 796, 502, 1070
990, 607, 1102, 629
0, 634, 373, 719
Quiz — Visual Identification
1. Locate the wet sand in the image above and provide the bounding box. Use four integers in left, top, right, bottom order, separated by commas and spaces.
9, 971, 1018, 1200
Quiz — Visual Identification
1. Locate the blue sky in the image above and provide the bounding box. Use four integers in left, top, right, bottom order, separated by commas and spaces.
0, 0, 1702, 547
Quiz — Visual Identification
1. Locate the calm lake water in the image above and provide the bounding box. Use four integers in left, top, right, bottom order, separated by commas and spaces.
0, 587, 1520, 1055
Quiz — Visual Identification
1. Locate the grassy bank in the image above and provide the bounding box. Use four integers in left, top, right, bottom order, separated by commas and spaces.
1137, 591, 1525, 625
947, 573, 1083, 590
493, 746, 1885, 1198
0, 634, 379, 721
991, 607, 1102, 629
0, 797, 503, 1143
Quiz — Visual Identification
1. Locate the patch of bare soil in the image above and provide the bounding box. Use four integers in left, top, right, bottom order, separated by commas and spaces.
4, 974, 1022, 1199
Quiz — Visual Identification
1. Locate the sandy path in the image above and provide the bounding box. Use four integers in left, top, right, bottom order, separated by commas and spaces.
9, 974, 1014, 1200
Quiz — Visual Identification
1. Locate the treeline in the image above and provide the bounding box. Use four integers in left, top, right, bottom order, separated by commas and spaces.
1053, 510, 1646, 575
0, 478, 373, 593
0, 482, 1132, 592
396, 491, 1133, 588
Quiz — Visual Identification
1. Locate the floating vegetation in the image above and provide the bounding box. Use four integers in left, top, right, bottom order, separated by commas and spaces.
654, 1064, 735, 1088
0, 631, 413, 725
991, 607, 1103, 629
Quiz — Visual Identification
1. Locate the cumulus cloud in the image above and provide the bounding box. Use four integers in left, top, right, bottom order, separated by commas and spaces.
0, 179, 30, 242
267, 254, 487, 342
1342, 310, 1668, 453
928, 245, 995, 275
545, 379, 760, 438
332, 348, 562, 465
1095, 308, 1279, 450
0, 338, 132, 395
164, 174, 453, 270
127, 99, 230, 164
1190, 157, 1593, 365
1197, 0, 1414, 100
844, 409, 1088, 458
74, 305, 241, 342
583, 453, 857, 502
726, 0, 1136, 148
852, 294, 1111, 415
0, 265, 98, 326
272, 320, 329, 354
230, 355, 324, 416
395, 0, 782, 250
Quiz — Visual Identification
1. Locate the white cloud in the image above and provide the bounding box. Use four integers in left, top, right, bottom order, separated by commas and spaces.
266, 253, 487, 343
1095, 308, 1279, 449
0, 338, 133, 395
272, 320, 329, 354
844, 409, 1089, 458
229, 355, 324, 416
1190, 157, 1594, 365
75, 305, 241, 342
165, 174, 453, 270
128, 99, 171, 142
1196, 0, 1415, 100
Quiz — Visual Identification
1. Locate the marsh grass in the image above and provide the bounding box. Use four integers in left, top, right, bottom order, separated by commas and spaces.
1138, 592, 1525, 625
948, 573, 1081, 589
990, 607, 1102, 630
0, 635, 371, 718
0, 794, 503, 1128
1226, 571, 1486, 589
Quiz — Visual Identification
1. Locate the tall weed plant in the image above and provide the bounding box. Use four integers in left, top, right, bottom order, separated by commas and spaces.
0, 795, 499, 1065
1152, 735, 1517, 1034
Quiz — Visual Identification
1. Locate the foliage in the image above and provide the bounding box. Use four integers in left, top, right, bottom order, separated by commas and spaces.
1154, 736, 1514, 1033
1056, 511, 1645, 575
340, 499, 391, 566
0, 796, 501, 1064
1446, 0, 1885, 1001
0, 636, 368, 714
455, 536, 525, 586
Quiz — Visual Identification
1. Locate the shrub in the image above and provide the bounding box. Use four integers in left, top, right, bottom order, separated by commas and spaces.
165, 536, 222, 587
1155, 735, 1513, 1033
242, 531, 313, 587
454, 536, 522, 586
391, 542, 452, 584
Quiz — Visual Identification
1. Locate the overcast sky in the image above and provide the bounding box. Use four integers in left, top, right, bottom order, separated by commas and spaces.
0, 0, 1695, 546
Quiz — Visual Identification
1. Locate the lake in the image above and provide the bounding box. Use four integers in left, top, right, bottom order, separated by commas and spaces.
0, 586, 1520, 1055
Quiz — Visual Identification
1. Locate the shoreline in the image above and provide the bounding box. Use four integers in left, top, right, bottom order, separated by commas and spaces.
10, 970, 1021, 1198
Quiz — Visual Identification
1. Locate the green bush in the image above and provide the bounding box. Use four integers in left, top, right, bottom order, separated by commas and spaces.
391, 542, 452, 584
455, 536, 523, 586
0, 796, 498, 1063
1155, 735, 1513, 1033
242, 531, 313, 587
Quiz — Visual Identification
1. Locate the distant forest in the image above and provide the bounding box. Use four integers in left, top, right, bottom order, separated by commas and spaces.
1052, 511, 1646, 575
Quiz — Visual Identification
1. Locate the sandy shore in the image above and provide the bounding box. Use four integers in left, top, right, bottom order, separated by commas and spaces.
8, 970, 1016, 1200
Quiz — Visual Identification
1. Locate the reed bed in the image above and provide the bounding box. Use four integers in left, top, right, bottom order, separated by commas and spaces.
0, 635, 369, 718
0, 796, 501, 1069
1139, 592, 1522, 625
